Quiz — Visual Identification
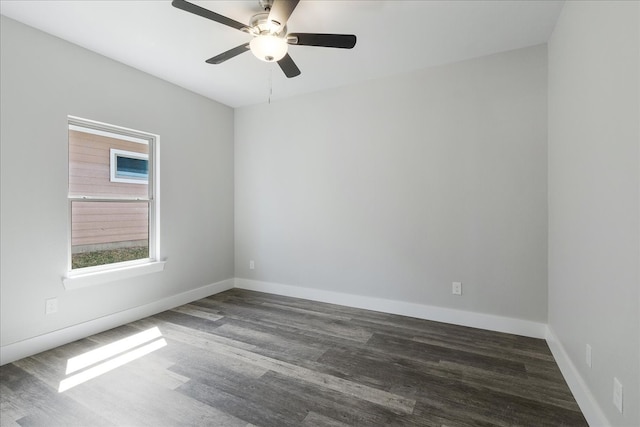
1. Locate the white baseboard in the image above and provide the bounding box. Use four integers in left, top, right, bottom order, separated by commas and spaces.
545, 327, 610, 427
234, 278, 548, 339
0, 278, 234, 366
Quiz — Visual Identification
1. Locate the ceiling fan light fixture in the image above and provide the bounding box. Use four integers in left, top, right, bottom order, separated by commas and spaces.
250, 34, 288, 62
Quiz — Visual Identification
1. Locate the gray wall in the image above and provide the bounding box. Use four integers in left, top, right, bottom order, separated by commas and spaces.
235, 45, 548, 322
0, 16, 235, 347
548, 1, 640, 426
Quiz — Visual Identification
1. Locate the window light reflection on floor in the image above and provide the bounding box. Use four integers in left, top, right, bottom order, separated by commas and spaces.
58, 326, 167, 393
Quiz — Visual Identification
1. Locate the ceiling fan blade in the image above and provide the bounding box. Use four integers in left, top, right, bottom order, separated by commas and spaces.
287, 33, 356, 49
277, 53, 301, 78
268, 0, 300, 31
205, 43, 250, 64
172, 0, 247, 31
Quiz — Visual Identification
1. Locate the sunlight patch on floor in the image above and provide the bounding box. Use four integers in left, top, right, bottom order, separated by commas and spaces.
58, 326, 167, 393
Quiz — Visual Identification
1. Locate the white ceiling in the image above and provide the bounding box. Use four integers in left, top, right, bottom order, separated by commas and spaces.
0, 0, 564, 108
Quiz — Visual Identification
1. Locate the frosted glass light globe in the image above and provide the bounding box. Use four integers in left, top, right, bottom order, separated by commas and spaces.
250, 35, 288, 62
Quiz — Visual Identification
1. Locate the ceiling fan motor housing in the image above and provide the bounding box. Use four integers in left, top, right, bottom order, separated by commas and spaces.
249, 12, 286, 36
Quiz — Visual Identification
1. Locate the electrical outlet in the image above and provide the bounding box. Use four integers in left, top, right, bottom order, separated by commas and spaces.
613, 377, 623, 413
452, 282, 462, 295
249, 260, 255, 270
585, 344, 592, 368
45, 298, 58, 314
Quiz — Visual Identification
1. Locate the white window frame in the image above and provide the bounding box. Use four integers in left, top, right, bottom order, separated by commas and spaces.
110, 148, 149, 184
64, 116, 163, 289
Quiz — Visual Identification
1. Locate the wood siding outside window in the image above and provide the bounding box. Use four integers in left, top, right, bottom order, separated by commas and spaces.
69, 130, 148, 250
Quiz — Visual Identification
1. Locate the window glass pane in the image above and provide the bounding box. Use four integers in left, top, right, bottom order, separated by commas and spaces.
116, 156, 148, 179
71, 201, 149, 269
69, 129, 148, 198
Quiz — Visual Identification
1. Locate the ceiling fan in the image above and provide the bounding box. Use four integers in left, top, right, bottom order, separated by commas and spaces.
172, 0, 357, 78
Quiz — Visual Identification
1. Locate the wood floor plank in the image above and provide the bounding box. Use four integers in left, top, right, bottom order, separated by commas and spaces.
251, 371, 423, 426
193, 297, 374, 343
171, 304, 225, 322
177, 378, 306, 427
0, 289, 588, 426
301, 411, 352, 427
183, 332, 417, 415
0, 384, 27, 426
366, 332, 529, 379
0, 363, 113, 426
213, 320, 328, 361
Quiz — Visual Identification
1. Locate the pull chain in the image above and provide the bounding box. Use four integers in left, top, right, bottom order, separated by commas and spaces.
268, 67, 273, 104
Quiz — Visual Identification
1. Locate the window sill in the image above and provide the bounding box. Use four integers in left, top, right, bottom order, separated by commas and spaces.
62, 261, 166, 290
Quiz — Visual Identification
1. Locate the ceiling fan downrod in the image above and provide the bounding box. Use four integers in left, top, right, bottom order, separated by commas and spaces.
259, 0, 274, 12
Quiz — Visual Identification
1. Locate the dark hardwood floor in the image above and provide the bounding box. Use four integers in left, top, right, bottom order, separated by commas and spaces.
1, 289, 587, 426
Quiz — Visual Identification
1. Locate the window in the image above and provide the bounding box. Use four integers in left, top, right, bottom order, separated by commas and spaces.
67, 117, 159, 276
110, 149, 149, 184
